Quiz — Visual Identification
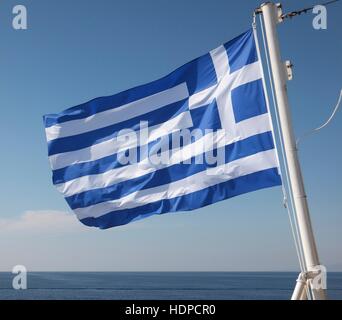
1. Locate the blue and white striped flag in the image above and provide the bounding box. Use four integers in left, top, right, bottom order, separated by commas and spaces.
43, 29, 281, 229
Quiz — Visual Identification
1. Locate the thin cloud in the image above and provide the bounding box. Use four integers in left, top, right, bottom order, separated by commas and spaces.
0, 210, 86, 233
0, 210, 148, 234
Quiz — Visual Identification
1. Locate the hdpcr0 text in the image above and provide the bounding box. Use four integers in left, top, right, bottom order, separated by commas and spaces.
124, 304, 215, 317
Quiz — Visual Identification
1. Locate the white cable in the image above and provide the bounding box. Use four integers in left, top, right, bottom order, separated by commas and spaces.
296, 89, 342, 146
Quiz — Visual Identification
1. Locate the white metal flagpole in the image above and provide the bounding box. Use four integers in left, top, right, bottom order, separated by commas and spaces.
259, 2, 327, 300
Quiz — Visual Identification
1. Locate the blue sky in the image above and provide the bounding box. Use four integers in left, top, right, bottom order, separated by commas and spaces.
0, 0, 341, 271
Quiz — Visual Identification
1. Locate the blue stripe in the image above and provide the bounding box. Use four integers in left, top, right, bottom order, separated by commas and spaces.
80, 168, 281, 229
52, 101, 222, 184
43, 53, 217, 128
48, 99, 190, 156
65, 131, 276, 210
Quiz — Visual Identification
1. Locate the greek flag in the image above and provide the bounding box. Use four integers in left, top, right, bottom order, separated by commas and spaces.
43, 29, 281, 229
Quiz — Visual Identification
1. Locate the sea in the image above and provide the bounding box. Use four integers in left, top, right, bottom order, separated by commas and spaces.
0, 272, 341, 300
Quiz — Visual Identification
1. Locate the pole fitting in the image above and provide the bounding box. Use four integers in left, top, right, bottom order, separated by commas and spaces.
296, 272, 308, 283
297, 270, 321, 282
284, 60, 293, 81
256, 3, 284, 23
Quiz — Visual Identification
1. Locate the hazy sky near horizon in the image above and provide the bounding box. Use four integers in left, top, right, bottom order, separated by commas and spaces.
0, 0, 341, 271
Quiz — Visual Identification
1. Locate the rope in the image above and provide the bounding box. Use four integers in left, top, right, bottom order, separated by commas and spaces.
296, 89, 342, 146
255, 13, 308, 277
281, 0, 340, 20
254, 0, 341, 19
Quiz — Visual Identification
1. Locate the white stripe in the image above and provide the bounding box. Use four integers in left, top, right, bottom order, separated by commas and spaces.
209, 45, 229, 80
229, 62, 262, 88
188, 85, 216, 110
49, 110, 193, 170
75, 149, 278, 219
46, 82, 189, 141
235, 114, 271, 138
57, 130, 228, 197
